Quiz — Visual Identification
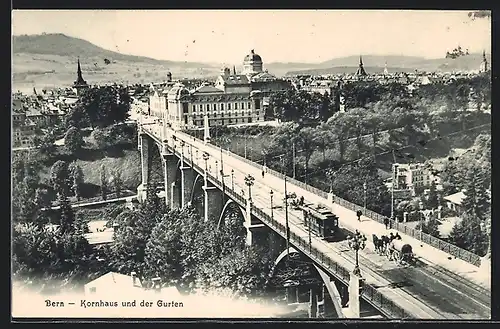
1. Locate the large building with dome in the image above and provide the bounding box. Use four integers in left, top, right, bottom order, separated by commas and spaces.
148, 49, 291, 130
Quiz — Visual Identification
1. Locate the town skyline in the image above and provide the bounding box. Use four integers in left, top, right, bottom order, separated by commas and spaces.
12, 10, 491, 65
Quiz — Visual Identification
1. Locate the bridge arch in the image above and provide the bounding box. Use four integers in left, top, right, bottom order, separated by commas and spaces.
270, 247, 345, 318
217, 199, 247, 230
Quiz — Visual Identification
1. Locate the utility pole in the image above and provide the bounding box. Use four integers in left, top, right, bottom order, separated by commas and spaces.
391, 149, 396, 222
281, 155, 290, 263
292, 141, 296, 179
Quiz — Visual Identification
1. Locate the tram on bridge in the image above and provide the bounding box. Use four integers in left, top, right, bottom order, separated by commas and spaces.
297, 203, 339, 240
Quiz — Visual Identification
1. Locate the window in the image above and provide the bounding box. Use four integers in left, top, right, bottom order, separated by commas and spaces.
235, 103, 238, 109
221, 104, 224, 111
213, 104, 217, 111
256, 111, 259, 116
183, 103, 189, 114
255, 99, 261, 110
242, 102, 245, 109
193, 105, 196, 112
241, 111, 244, 117
228, 103, 231, 110
221, 113, 224, 118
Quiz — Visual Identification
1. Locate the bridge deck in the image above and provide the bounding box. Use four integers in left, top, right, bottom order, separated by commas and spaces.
139, 116, 490, 319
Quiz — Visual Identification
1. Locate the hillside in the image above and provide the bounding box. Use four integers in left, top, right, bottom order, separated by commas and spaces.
12, 33, 219, 92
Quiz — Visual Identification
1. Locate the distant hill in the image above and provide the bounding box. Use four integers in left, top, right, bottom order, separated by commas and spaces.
286, 66, 416, 76
12, 33, 219, 92
285, 53, 491, 76
12, 33, 211, 67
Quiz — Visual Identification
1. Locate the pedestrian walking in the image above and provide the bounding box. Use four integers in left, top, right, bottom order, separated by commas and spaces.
384, 217, 389, 230
356, 210, 362, 221
262, 170, 265, 178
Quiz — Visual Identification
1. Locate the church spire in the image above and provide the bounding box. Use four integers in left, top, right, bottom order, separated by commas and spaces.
355, 55, 367, 76
75, 57, 87, 86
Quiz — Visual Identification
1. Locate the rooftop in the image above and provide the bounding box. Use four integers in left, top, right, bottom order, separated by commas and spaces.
443, 191, 466, 205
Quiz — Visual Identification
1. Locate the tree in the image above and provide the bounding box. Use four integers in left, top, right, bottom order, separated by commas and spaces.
195, 247, 272, 297
64, 126, 84, 154
50, 160, 70, 197
461, 167, 489, 222
58, 193, 75, 234
426, 180, 439, 209
33, 132, 56, 157
416, 217, 441, 238
326, 112, 352, 162
313, 123, 334, 162
99, 164, 108, 201
68, 162, 84, 200
71, 86, 130, 128
448, 213, 488, 256
296, 127, 317, 183
91, 127, 114, 150
330, 159, 392, 216
112, 168, 123, 198
33, 188, 51, 227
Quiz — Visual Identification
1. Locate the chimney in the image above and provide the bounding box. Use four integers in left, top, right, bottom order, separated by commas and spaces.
152, 277, 161, 293
131, 272, 138, 287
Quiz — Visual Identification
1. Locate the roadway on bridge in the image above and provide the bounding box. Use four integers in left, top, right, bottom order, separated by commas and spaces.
141, 117, 490, 319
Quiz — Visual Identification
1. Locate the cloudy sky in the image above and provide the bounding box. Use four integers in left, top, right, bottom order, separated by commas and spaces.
12, 10, 491, 64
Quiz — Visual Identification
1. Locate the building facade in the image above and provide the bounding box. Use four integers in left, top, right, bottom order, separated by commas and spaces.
392, 163, 432, 195
149, 50, 292, 130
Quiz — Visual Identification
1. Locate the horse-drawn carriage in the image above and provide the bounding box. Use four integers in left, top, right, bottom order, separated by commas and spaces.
387, 239, 414, 265
372, 233, 414, 266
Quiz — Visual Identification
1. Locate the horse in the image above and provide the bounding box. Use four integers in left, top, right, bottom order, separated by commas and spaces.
372, 234, 385, 255
380, 235, 390, 254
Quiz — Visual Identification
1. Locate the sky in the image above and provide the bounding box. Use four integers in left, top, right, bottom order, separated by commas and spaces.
12, 10, 491, 64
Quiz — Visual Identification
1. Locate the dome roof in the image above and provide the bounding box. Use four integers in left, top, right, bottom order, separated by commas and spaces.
167, 82, 189, 100
244, 49, 262, 62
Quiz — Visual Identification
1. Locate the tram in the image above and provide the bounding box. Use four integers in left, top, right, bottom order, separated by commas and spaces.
298, 203, 339, 240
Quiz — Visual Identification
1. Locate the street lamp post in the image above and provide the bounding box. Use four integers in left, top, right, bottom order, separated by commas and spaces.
244, 174, 255, 201
231, 169, 235, 191
363, 182, 367, 214
346, 230, 367, 276
270, 190, 274, 219
308, 210, 312, 253
202, 152, 210, 186
180, 140, 185, 165
419, 200, 424, 239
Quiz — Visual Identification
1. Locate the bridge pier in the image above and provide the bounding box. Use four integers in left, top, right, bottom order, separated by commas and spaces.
317, 284, 337, 318
243, 199, 266, 246
180, 166, 195, 208
285, 286, 299, 304
308, 286, 318, 318
161, 153, 180, 209
347, 272, 364, 318
137, 134, 151, 203
203, 185, 223, 222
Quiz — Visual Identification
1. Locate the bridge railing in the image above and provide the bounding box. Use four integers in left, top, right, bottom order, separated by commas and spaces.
142, 121, 482, 266
184, 132, 481, 267
250, 202, 413, 319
